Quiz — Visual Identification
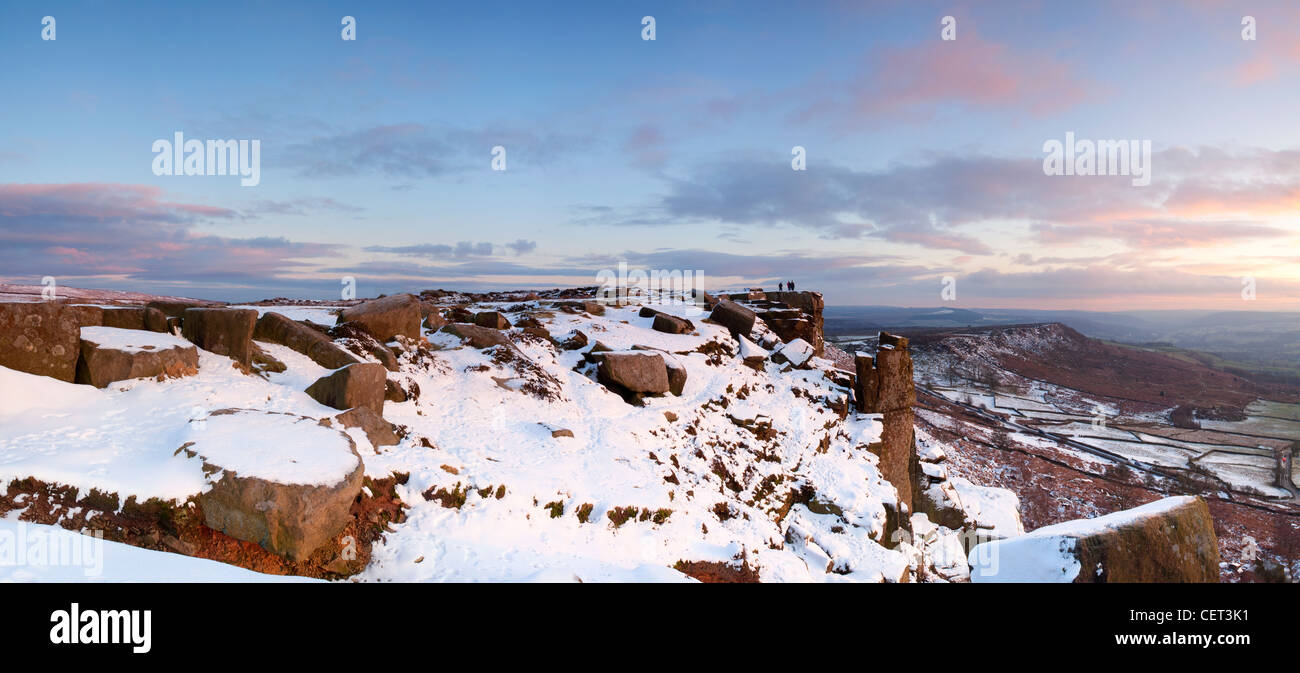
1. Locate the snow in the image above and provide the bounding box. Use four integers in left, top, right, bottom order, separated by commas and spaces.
776, 338, 814, 367
179, 411, 359, 487
80, 326, 193, 353
0, 519, 318, 582
736, 335, 768, 360
231, 304, 342, 324
968, 533, 1080, 583
949, 477, 1024, 539
0, 348, 348, 502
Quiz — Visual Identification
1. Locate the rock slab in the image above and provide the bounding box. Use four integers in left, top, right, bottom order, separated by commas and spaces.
305, 362, 387, 416
0, 302, 81, 382
75, 327, 199, 388
182, 308, 258, 365
336, 294, 421, 341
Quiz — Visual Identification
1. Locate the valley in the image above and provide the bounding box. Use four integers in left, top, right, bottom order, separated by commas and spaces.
833, 323, 1300, 581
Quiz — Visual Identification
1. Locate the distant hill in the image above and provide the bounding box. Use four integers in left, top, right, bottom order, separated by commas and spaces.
825, 305, 1300, 378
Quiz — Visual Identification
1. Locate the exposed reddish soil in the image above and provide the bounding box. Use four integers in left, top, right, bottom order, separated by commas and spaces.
673, 557, 761, 583
1, 473, 409, 579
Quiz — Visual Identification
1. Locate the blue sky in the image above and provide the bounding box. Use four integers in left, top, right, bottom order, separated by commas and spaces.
2, 0, 1299, 308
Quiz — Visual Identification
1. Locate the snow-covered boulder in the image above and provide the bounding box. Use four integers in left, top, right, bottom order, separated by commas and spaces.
176, 409, 364, 562
75, 326, 199, 388
772, 338, 815, 368
737, 336, 768, 371
969, 496, 1219, 583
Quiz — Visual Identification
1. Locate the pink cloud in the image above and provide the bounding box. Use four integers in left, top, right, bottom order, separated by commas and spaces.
0, 183, 337, 283
796, 31, 1097, 127
0, 183, 237, 222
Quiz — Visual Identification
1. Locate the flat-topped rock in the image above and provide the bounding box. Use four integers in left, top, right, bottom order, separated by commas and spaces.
75, 326, 199, 388
175, 409, 364, 562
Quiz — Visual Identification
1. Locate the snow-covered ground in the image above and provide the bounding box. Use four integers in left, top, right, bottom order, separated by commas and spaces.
0, 298, 1020, 581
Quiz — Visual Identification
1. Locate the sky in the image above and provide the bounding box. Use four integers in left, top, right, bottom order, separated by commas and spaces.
2, 0, 1299, 309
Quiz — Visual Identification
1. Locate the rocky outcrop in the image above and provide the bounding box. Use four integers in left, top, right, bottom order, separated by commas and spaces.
253, 311, 361, 369
856, 332, 918, 512
178, 409, 364, 562
305, 362, 387, 416
0, 302, 81, 381
969, 496, 1220, 583
336, 294, 421, 341
74, 327, 199, 388
855, 333, 915, 413
182, 308, 258, 366
555, 300, 605, 316
762, 291, 824, 355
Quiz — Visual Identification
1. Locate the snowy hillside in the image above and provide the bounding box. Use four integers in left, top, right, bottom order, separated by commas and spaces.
0, 291, 1019, 582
